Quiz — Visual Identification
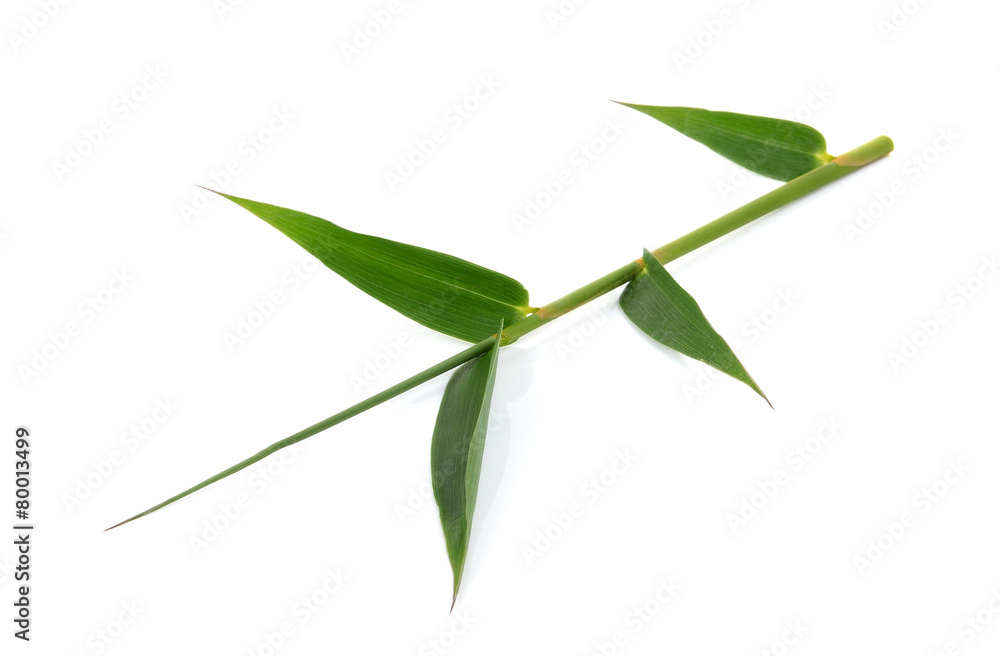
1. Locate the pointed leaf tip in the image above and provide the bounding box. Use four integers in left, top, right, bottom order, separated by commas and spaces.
619, 104, 832, 181
216, 192, 533, 343
620, 250, 770, 406
431, 320, 504, 608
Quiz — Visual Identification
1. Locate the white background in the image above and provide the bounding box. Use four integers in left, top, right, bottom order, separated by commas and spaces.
3, 1, 999, 654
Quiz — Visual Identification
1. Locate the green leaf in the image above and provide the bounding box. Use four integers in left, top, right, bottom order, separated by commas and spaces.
617, 104, 833, 181
431, 320, 503, 610
213, 191, 534, 342
620, 250, 770, 406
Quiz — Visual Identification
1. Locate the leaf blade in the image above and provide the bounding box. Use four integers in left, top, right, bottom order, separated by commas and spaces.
620, 250, 770, 406
431, 321, 503, 609
214, 191, 533, 342
618, 104, 832, 181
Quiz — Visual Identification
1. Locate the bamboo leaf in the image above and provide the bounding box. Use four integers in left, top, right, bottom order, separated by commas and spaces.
620, 250, 770, 406
431, 320, 503, 610
617, 104, 833, 181
212, 191, 534, 342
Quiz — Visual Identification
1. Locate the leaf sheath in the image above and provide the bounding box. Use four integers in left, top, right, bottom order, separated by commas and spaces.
106, 336, 498, 531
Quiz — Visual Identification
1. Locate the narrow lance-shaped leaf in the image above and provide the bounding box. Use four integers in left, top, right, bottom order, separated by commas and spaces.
212, 191, 534, 343
431, 320, 503, 610
620, 249, 770, 406
617, 104, 833, 181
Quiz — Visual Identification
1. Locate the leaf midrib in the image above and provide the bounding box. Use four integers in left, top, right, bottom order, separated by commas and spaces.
287, 218, 527, 313
683, 111, 825, 159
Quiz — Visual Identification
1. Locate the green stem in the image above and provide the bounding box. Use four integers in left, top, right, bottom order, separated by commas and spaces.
505, 135, 894, 339
106, 339, 494, 530
651, 136, 894, 263
109, 135, 892, 530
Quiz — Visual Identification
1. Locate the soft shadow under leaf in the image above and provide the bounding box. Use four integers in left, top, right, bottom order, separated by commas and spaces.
620, 250, 770, 406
